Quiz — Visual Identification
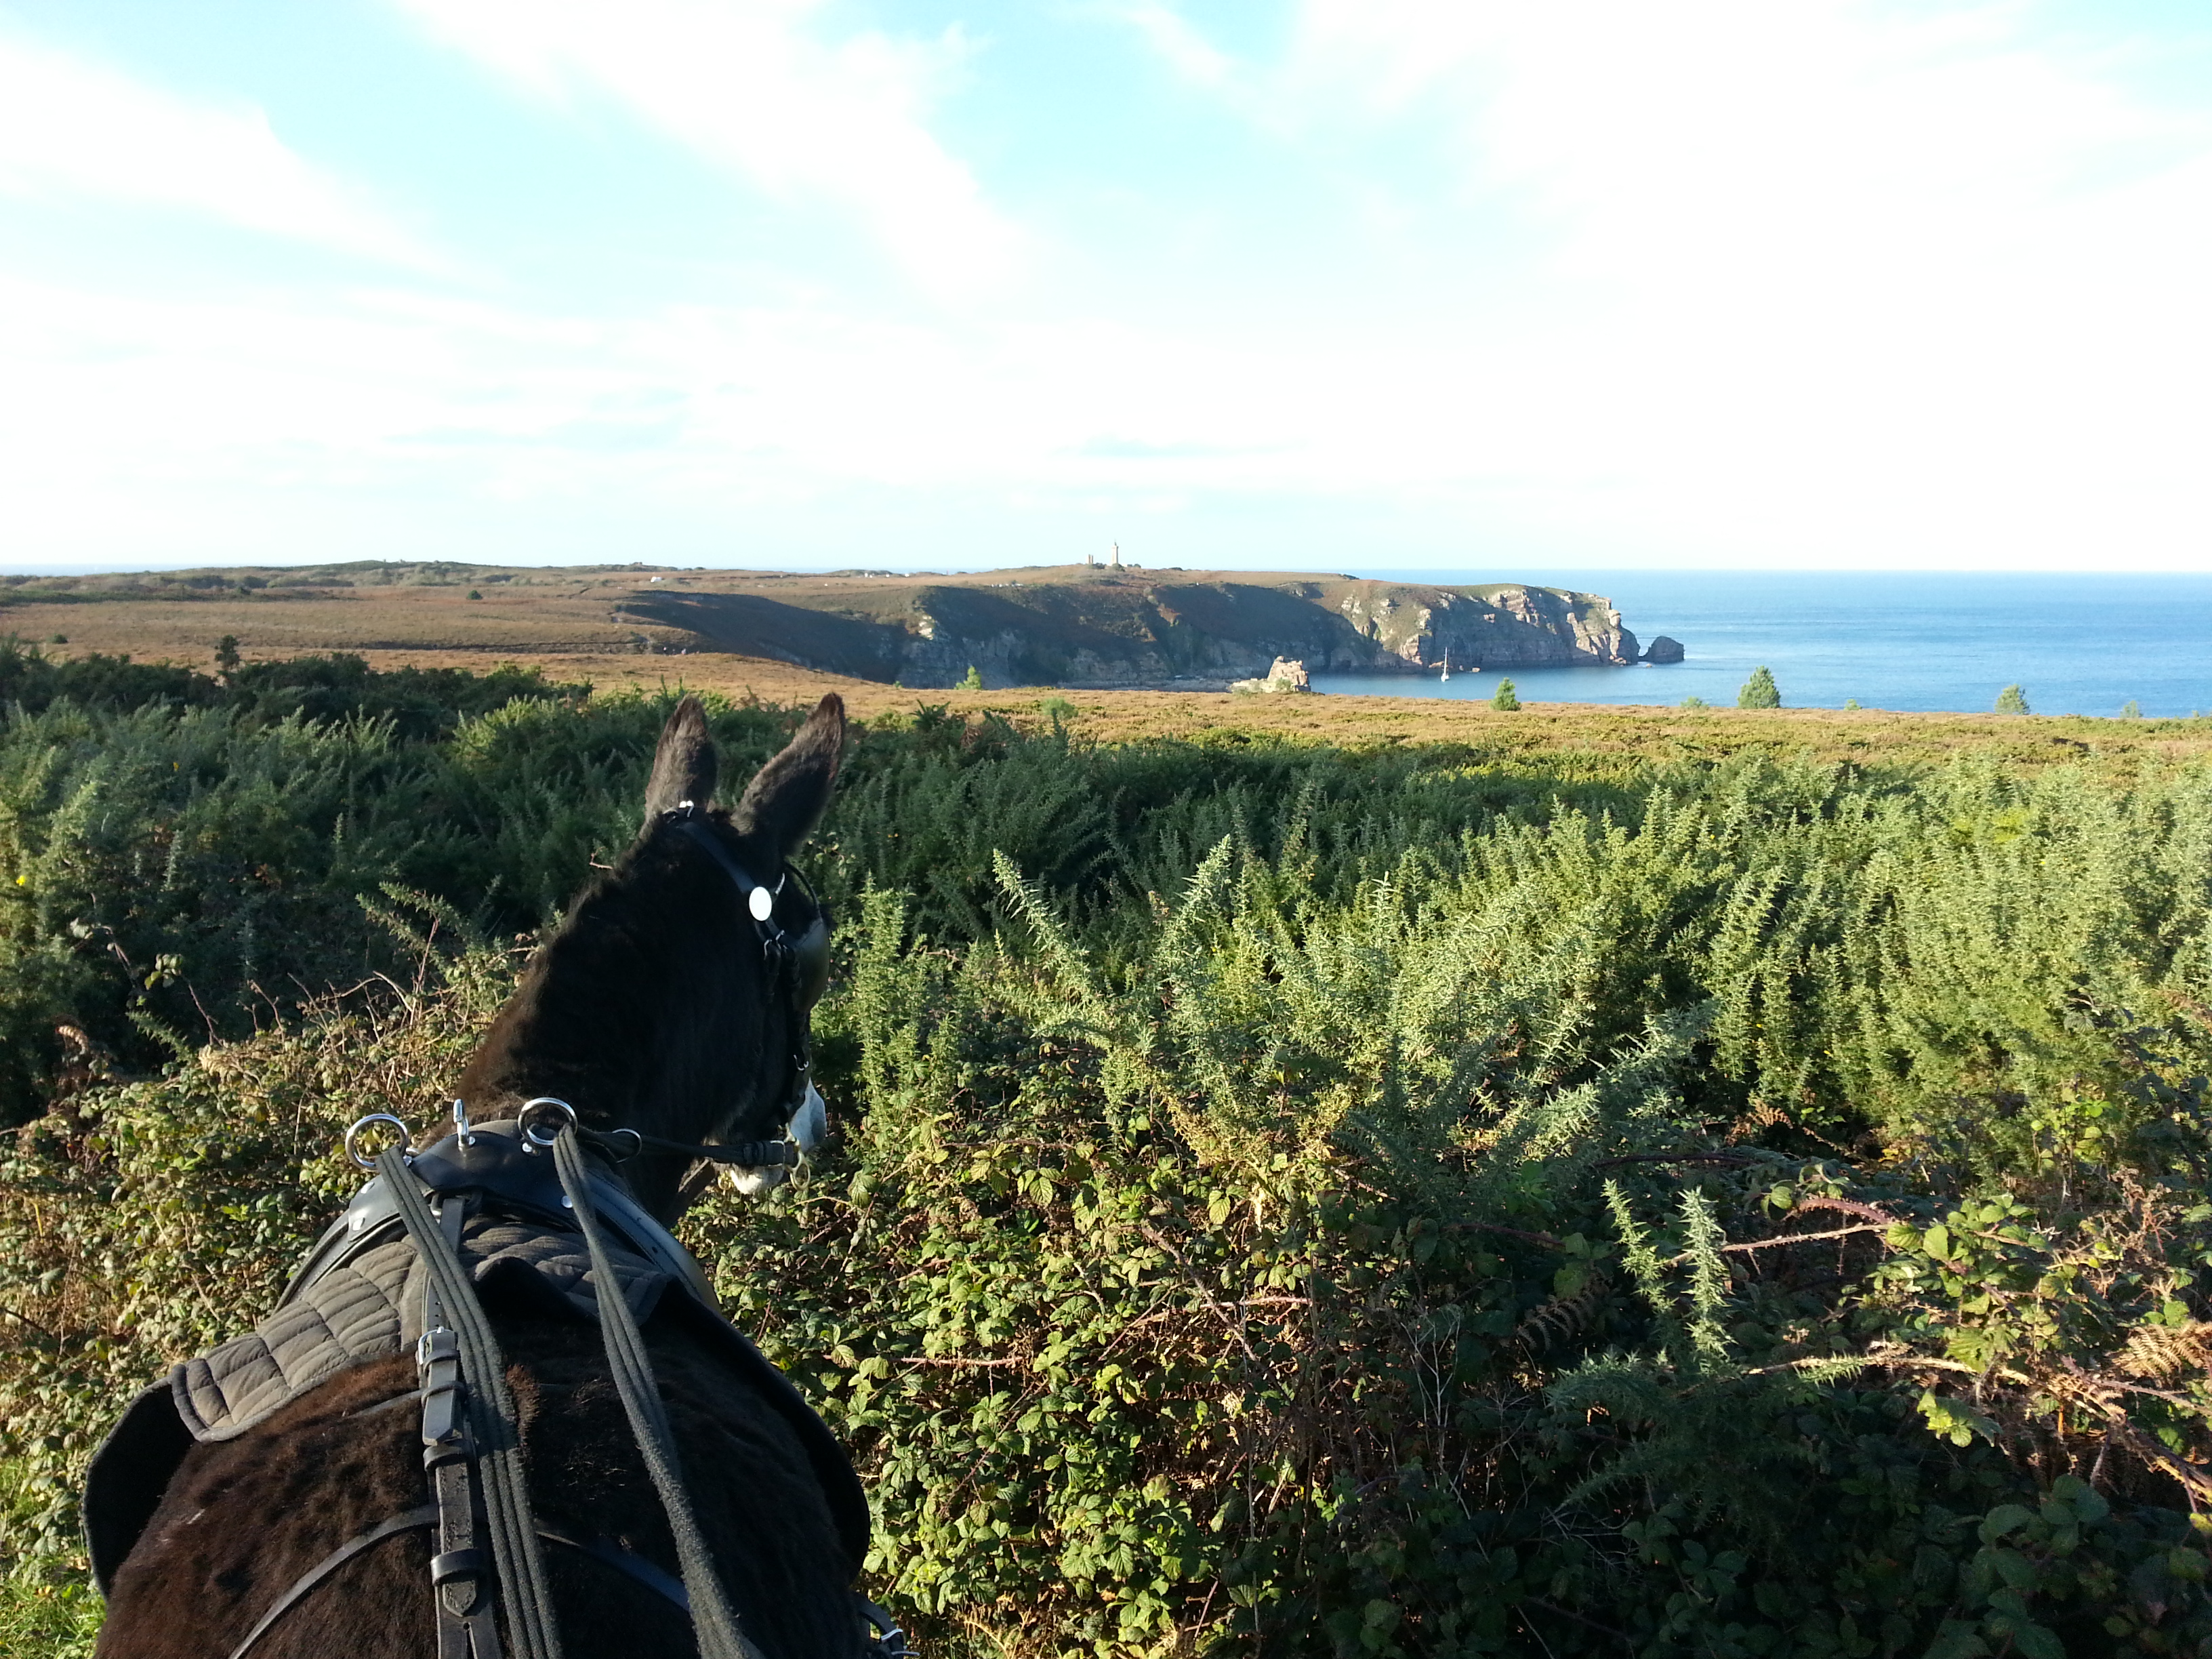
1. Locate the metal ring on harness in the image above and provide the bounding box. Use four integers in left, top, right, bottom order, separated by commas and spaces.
343, 1113, 412, 1170
516, 1096, 577, 1153
592, 1126, 644, 1161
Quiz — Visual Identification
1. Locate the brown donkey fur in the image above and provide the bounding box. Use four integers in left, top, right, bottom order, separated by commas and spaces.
96, 695, 857, 1659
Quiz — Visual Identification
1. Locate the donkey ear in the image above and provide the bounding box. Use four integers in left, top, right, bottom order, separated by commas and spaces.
642, 695, 718, 825
732, 693, 845, 859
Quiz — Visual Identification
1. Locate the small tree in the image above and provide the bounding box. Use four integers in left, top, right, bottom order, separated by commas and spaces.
1995, 684, 2030, 715
1737, 666, 1780, 708
1491, 677, 1519, 712
1843, 698, 1862, 710
958, 665, 985, 691
214, 635, 241, 676
2121, 699, 2142, 720
1679, 695, 1710, 711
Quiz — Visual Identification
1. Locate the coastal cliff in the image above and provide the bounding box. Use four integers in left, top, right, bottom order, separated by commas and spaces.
625, 569, 1644, 689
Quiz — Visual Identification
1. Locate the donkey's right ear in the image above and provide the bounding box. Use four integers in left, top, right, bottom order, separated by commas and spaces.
731, 693, 845, 861
642, 695, 718, 826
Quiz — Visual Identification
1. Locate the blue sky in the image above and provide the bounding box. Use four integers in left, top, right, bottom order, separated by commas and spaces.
2, 1, 2209, 573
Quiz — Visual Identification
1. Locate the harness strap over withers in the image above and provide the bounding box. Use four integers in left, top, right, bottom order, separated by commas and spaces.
421, 1196, 505, 1659
375, 1145, 563, 1659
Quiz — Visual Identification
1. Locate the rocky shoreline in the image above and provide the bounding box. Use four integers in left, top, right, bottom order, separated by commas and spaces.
623, 568, 1681, 691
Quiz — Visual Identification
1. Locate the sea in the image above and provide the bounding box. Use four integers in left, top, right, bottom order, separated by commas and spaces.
1317, 570, 2212, 718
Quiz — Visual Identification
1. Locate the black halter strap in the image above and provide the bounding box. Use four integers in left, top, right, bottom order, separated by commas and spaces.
657, 805, 830, 1143
663, 806, 831, 1017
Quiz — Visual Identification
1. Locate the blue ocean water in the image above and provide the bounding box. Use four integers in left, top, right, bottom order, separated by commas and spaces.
1316, 571, 2212, 718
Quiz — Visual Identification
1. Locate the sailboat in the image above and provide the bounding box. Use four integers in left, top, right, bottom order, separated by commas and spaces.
1439, 657, 1450, 682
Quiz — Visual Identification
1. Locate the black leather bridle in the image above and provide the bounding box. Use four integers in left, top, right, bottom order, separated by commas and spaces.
661, 802, 831, 1143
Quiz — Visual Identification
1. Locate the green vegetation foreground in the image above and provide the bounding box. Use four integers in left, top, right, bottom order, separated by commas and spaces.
1, 651, 2209, 1656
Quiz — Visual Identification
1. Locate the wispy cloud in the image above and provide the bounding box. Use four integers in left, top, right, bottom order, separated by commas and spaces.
1099, 3, 1237, 92
393, 0, 1022, 296
0, 30, 434, 266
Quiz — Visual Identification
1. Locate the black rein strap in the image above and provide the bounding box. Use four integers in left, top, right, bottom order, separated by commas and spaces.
579, 1125, 800, 1169
550, 1124, 760, 1659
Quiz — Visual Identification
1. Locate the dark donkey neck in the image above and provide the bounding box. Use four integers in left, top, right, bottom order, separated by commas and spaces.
455, 817, 788, 1223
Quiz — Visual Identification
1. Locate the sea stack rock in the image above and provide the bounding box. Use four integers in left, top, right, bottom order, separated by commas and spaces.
1643, 636, 1685, 664
1231, 657, 1313, 694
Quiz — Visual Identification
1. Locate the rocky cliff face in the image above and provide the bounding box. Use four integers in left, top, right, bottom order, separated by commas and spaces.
624, 571, 1646, 689
1328, 583, 1638, 672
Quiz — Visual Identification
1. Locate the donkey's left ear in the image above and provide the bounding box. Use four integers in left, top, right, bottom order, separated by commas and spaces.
642, 695, 718, 825
732, 694, 845, 860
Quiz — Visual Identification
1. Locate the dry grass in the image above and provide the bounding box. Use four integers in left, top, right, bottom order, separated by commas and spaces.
11, 585, 2211, 771
1, 588, 667, 659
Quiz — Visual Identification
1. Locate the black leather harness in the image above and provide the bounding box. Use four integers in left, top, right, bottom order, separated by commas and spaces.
85, 1115, 904, 1659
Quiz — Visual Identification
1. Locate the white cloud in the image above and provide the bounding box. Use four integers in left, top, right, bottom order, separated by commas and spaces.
8, 251, 2204, 574
393, 0, 1021, 296
4, 4, 2211, 572
0, 30, 434, 265
1098, 0, 2212, 566
1100, 3, 1237, 93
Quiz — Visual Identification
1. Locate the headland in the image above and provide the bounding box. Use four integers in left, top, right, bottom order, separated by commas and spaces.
0, 561, 1668, 692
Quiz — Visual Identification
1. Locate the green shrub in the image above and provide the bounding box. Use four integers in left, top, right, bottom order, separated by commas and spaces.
3, 671, 2212, 1656
1997, 684, 2032, 716
1738, 666, 1781, 708
7, 850, 2208, 1656
1490, 677, 1519, 711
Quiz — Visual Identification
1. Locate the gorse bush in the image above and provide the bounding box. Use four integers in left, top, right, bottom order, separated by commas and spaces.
1, 667, 2209, 1655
